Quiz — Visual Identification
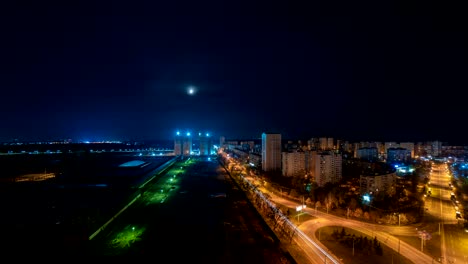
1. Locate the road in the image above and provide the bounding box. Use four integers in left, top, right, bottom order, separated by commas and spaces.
265, 192, 433, 264
427, 162, 468, 264
249, 163, 468, 264
223, 152, 468, 264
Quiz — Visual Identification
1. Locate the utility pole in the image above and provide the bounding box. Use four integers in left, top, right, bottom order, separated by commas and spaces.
421, 235, 423, 251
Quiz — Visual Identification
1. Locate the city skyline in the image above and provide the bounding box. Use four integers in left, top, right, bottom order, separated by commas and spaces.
0, 130, 464, 147
1, 1, 466, 145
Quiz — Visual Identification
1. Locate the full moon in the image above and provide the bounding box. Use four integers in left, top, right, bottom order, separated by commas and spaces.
187, 86, 197, 96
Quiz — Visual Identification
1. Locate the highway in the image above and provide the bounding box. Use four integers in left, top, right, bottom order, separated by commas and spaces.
426, 162, 468, 264
269, 193, 433, 264
249, 161, 468, 264
234, 160, 458, 264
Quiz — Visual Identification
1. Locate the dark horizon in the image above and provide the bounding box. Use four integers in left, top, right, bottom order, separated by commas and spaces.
0, 135, 461, 147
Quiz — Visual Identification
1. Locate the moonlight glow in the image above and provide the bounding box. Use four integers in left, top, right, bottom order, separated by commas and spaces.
187, 86, 197, 96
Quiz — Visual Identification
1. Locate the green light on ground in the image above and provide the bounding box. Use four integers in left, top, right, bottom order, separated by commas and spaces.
109, 225, 145, 249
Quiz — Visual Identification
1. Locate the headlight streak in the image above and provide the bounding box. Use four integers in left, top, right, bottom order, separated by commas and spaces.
247, 179, 340, 264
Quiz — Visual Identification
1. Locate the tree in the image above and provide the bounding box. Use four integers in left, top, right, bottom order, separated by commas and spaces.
375, 241, 383, 255
315, 201, 322, 211
363, 211, 370, 220
340, 227, 346, 238
354, 208, 363, 218
337, 191, 346, 208
349, 197, 358, 210
324, 192, 337, 213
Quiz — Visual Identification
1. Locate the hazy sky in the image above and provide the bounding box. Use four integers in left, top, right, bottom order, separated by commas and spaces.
1, 1, 466, 144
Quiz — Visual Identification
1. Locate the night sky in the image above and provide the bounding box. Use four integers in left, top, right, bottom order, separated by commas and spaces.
1, 1, 466, 144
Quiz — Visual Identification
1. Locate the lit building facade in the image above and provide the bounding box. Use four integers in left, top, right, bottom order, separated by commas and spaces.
386, 147, 412, 164
174, 131, 192, 156
282, 150, 306, 177
310, 151, 342, 187
360, 171, 397, 195
199, 132, 212, 156
356, 147, 379, 161
261, 133, 282, 172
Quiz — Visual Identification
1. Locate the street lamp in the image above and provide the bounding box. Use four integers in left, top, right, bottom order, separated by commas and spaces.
296, 204, 306, 224
417, 230, 431, 251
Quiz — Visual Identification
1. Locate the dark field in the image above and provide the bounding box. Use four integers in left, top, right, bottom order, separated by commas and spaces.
0, 152, 173, 256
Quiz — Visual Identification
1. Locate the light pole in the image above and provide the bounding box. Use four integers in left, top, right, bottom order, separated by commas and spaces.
296, 204, 306, 224
419, 231, 424, 251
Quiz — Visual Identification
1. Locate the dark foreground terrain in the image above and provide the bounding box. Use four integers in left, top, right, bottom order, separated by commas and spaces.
1, 154, 295, 263
86, 157, 295, 263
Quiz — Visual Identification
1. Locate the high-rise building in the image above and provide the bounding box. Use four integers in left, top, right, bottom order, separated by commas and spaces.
282, 150, 306, 177
219, 136, 225, 147
174, 132, 182, 155
199, 132, 212, 156
399, 142, 415, 158
261, 133, 282, 172
310, 151, 342, 187
386, 147, 412, 164
174, 131, 192, 156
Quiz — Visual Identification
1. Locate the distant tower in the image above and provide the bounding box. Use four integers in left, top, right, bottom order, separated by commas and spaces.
174, 131, 182, 155
182, 132, 192, 156
261, 132, 282, 172
219, 136, 225, 148
199, 132, 212, 156
174, 131, 192, 156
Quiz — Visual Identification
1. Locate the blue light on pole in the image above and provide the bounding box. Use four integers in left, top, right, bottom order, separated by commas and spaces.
363, 194, 371, 203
